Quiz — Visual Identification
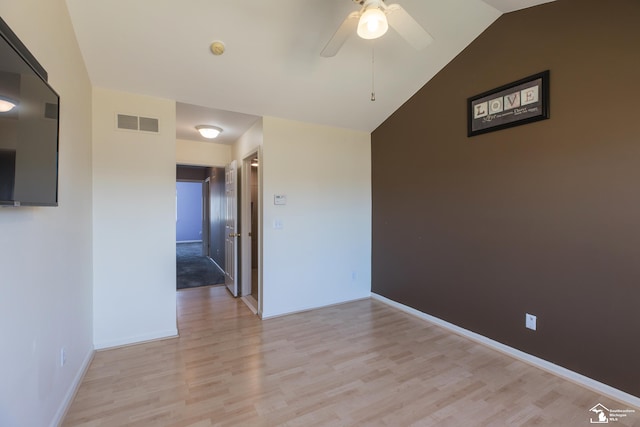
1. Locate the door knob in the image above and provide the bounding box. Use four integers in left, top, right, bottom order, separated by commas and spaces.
229, 233, 240, 238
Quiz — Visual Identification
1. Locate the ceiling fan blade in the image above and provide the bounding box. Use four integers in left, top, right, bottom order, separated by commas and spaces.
385, 4, 433, 51
321, 11, 360, 57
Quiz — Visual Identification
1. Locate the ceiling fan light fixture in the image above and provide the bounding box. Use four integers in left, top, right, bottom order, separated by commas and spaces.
357, 7, 388, 40
196, 125, 223, 139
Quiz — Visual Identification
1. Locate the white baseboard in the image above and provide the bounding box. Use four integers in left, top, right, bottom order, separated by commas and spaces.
94, 329, 178, 350
261, 296, 370, 320
241, 295, 258, 315
209, 257, 224, 275
371, 293, 640, 410
51, 347, 95, 427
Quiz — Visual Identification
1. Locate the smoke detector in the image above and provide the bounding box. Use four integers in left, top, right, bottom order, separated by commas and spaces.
210, 41, 225, 56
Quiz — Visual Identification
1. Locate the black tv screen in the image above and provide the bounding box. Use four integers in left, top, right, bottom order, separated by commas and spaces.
0, 17, 59, 207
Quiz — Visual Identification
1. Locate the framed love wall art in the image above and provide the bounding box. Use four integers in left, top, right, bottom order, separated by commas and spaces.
467, 70, 549, 137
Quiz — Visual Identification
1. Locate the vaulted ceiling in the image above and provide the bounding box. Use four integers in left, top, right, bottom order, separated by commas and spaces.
65, 0, 555, 141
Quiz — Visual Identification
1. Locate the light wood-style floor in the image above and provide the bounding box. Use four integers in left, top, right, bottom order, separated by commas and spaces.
63, 286, 638, 426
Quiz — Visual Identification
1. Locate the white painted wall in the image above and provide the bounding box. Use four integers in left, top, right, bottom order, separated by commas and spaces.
0, 1, 94, 426
260, 117, 371, 318
176, 138, 231, 167
233, 118, 263, 162
92, 87, 177, 349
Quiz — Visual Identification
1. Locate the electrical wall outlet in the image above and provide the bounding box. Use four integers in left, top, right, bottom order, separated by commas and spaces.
60, 348, 66, 367
525, 313, 537, 331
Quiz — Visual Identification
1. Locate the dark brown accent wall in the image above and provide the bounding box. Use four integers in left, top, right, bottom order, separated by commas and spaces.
371, 0, 640, 397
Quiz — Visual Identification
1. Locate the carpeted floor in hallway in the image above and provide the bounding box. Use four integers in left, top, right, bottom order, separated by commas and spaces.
176, 242, 225, 289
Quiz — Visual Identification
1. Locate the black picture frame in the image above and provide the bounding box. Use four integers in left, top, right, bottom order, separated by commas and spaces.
467, 70, 549, 137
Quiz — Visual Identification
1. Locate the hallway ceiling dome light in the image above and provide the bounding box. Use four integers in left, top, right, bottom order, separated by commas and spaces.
357, 4, 389, 40
196, 125, 223, 139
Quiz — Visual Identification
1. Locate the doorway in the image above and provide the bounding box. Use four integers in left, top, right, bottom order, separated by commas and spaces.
240, 150, 261, 315
176, 165, 226, 289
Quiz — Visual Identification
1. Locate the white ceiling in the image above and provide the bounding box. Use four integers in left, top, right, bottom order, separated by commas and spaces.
65, 0, 555, 142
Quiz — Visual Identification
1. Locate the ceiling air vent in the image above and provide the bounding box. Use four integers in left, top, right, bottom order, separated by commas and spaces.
116, 114, 159, 133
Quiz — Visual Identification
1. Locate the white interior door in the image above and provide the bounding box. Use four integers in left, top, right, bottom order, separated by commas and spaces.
225, 160, 239, 296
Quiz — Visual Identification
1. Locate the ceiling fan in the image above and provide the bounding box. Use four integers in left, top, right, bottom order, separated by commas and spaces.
321, 0, 433, 57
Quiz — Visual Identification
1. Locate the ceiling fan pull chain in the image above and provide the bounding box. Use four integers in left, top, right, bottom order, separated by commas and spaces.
371, 45, 376, 102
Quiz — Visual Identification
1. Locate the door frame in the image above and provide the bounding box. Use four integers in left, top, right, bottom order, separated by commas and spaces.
240, 148, 262, 316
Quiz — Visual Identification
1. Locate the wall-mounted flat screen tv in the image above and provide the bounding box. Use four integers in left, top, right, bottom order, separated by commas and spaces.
0, 17, 59, 207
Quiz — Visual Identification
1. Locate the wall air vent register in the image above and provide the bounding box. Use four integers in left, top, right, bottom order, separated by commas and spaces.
116, 114, 159, 133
